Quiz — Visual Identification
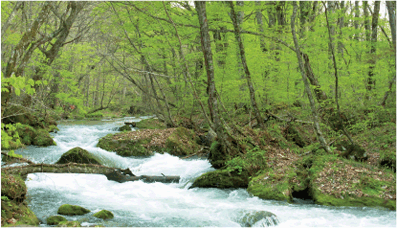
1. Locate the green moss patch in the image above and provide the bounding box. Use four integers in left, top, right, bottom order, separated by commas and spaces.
57, 221, 82, 227
165, 127, 199, 156
97, 133, 153, 157
1, 174, 27, 202
56, 147, 102, 165
118, 125, 131, 131
15, 124, 37, 146
309, 155, 396, 210
47, 215, 67, 225
48, 125, 60, 133
33, 129, 56, 146
93, 210, 114, 220
136, 118, 166, 129
57, 204, 90, 216
190, 169, 249, 189
1, 198, 39, 227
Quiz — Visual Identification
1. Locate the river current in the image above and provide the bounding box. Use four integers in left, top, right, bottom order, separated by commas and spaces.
11, 117, 396, 227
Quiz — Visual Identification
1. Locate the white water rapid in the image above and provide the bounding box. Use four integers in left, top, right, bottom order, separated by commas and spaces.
11, 117, 396, 227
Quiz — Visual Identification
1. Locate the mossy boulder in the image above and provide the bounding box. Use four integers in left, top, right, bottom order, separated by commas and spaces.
1, 174, 27, 203
47, 215, 67, 225
48, 125, 60, 133
239, 210, 279, 227
33, 129, 56, 146
208, 141, 227, 169
283, 123, 311, 148
118, 125, 131, 131
57, 204, 90, 216
165, 127, 199, 156
309, 155, 396, 210
93, 210, 114, 220
135, 118, 166, 129
56, 147, 102, 165
247, 168, 294, 203
97, 133, 153, 157
57, 221, 81, 227
1, 198, 40, 227
15, 124, 37, 146
339, 142, 368, 162
190, 169, 249, 189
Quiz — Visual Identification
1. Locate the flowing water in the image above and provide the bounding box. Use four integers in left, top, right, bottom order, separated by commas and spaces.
9, 117, 396, 227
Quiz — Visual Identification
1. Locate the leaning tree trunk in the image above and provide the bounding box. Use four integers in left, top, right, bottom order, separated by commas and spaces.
228, 1, 265, 129
291, 1, 331, 153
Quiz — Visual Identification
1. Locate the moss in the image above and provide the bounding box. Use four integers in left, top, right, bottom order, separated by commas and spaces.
379, 150, 396, 172
1, 174, 26, 202
97, 134, 153, 157
15, 124, 37, 146
47, 216, 67, 225
284, 123, 310, 148
57, 204, 90, 216
240, 210, 278, 227
1, 199, 39, 227
135, 118, 166, 129
33, 129, 56, 146
57, 221, 82, 227
165, 127, 199, 156
190, 169, 249, 189
247, 169, 293, 203
309, 155, 396, 210
208, 141, 228, 169
118, 125, 131, 131
48, 125, 60, 133
93, 210, 114, 220
56, 147, 102, 165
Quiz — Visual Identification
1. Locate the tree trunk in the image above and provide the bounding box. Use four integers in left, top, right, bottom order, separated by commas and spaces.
386, 1, 396, 50
1, 163, 180, 183
255, 1, 267, 52
363, 1, 371, 42
366, 1, 380, 95
291, 1, 331, 153
228, 1, 265, 129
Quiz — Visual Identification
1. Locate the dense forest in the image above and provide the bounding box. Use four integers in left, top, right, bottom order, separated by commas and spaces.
1, 1, 396, 227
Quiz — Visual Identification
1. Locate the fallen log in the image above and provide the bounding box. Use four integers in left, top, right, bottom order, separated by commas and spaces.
1, 163, 180, 184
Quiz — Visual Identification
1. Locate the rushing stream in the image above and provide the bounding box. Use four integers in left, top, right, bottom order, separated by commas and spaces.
10, 117, 396, 227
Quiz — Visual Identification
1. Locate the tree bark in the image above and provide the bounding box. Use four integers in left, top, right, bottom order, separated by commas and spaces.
366, 1, 380, 95
291, 1, 331, 153
1, 163, 180, 183
228, 1, 265, 129
386, 1, 396, 50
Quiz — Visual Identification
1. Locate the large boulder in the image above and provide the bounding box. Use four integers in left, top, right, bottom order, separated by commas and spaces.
57, 204, 90, 216
165, 127, 200, 156
56, 147, 102, 165
93, 210, 114, 220
57, 221, 81, 227
190, 169, 249, 189
47, 216, 67, 225
208, 141, 227, 169
135, 118, 166, 129
15, 124, 37, 146
33, 129, 56, 146
239, 210, 279, 227
309, 155, 396, 210
97, 133, 153, 157
118, 125, 131, 131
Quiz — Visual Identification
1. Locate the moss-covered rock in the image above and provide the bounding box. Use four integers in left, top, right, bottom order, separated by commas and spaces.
190, 169, 249, 189
208, 141, 227, 169
56, 147, 102, 165
33, 129, 56, 146
247, 168, 293, 203
340, 143, 368, 162
118, 125, 131, 131
48, 125, 60, 133
93, 210, 114, 220
283, 123, 311, 148
57, 204, 90, 216
57, 221, 81, 227
1, 174, 27, 203
15, 124, 37, 146
135, 118, 166, 129
165, 127, 199, 156
47, 215, 67, 225
309, 155, 396, 210
1, 198, 40, 227
97, 133, 153, 157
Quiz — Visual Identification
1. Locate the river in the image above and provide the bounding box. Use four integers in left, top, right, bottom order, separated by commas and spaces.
12, 117, 396, 227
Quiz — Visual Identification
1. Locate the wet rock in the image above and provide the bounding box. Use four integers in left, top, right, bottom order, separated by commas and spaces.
118, 125, 131, 131
57, 204, 90, 216
239, 210, 279, 227
190, 169, 249, 189
47, 215, 67, 225
56, 147, 102, 165
93, 210, 114, 220
57, 221, 81, 227
97, 134, 153, 157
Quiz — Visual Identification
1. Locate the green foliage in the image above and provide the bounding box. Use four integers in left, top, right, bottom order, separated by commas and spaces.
226, 147, 267, 176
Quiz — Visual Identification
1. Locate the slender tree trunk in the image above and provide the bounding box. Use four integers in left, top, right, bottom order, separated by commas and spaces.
228, 1, 265, 129
363, 1, 371, 43
291, 1, 331, 153
386, 1, 396, 50
366, 1, 380, 95
255, 1, 267, 52
354, 1, 360, 41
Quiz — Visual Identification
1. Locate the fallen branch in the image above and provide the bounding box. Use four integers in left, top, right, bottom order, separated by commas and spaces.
1, 152, 35, 165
